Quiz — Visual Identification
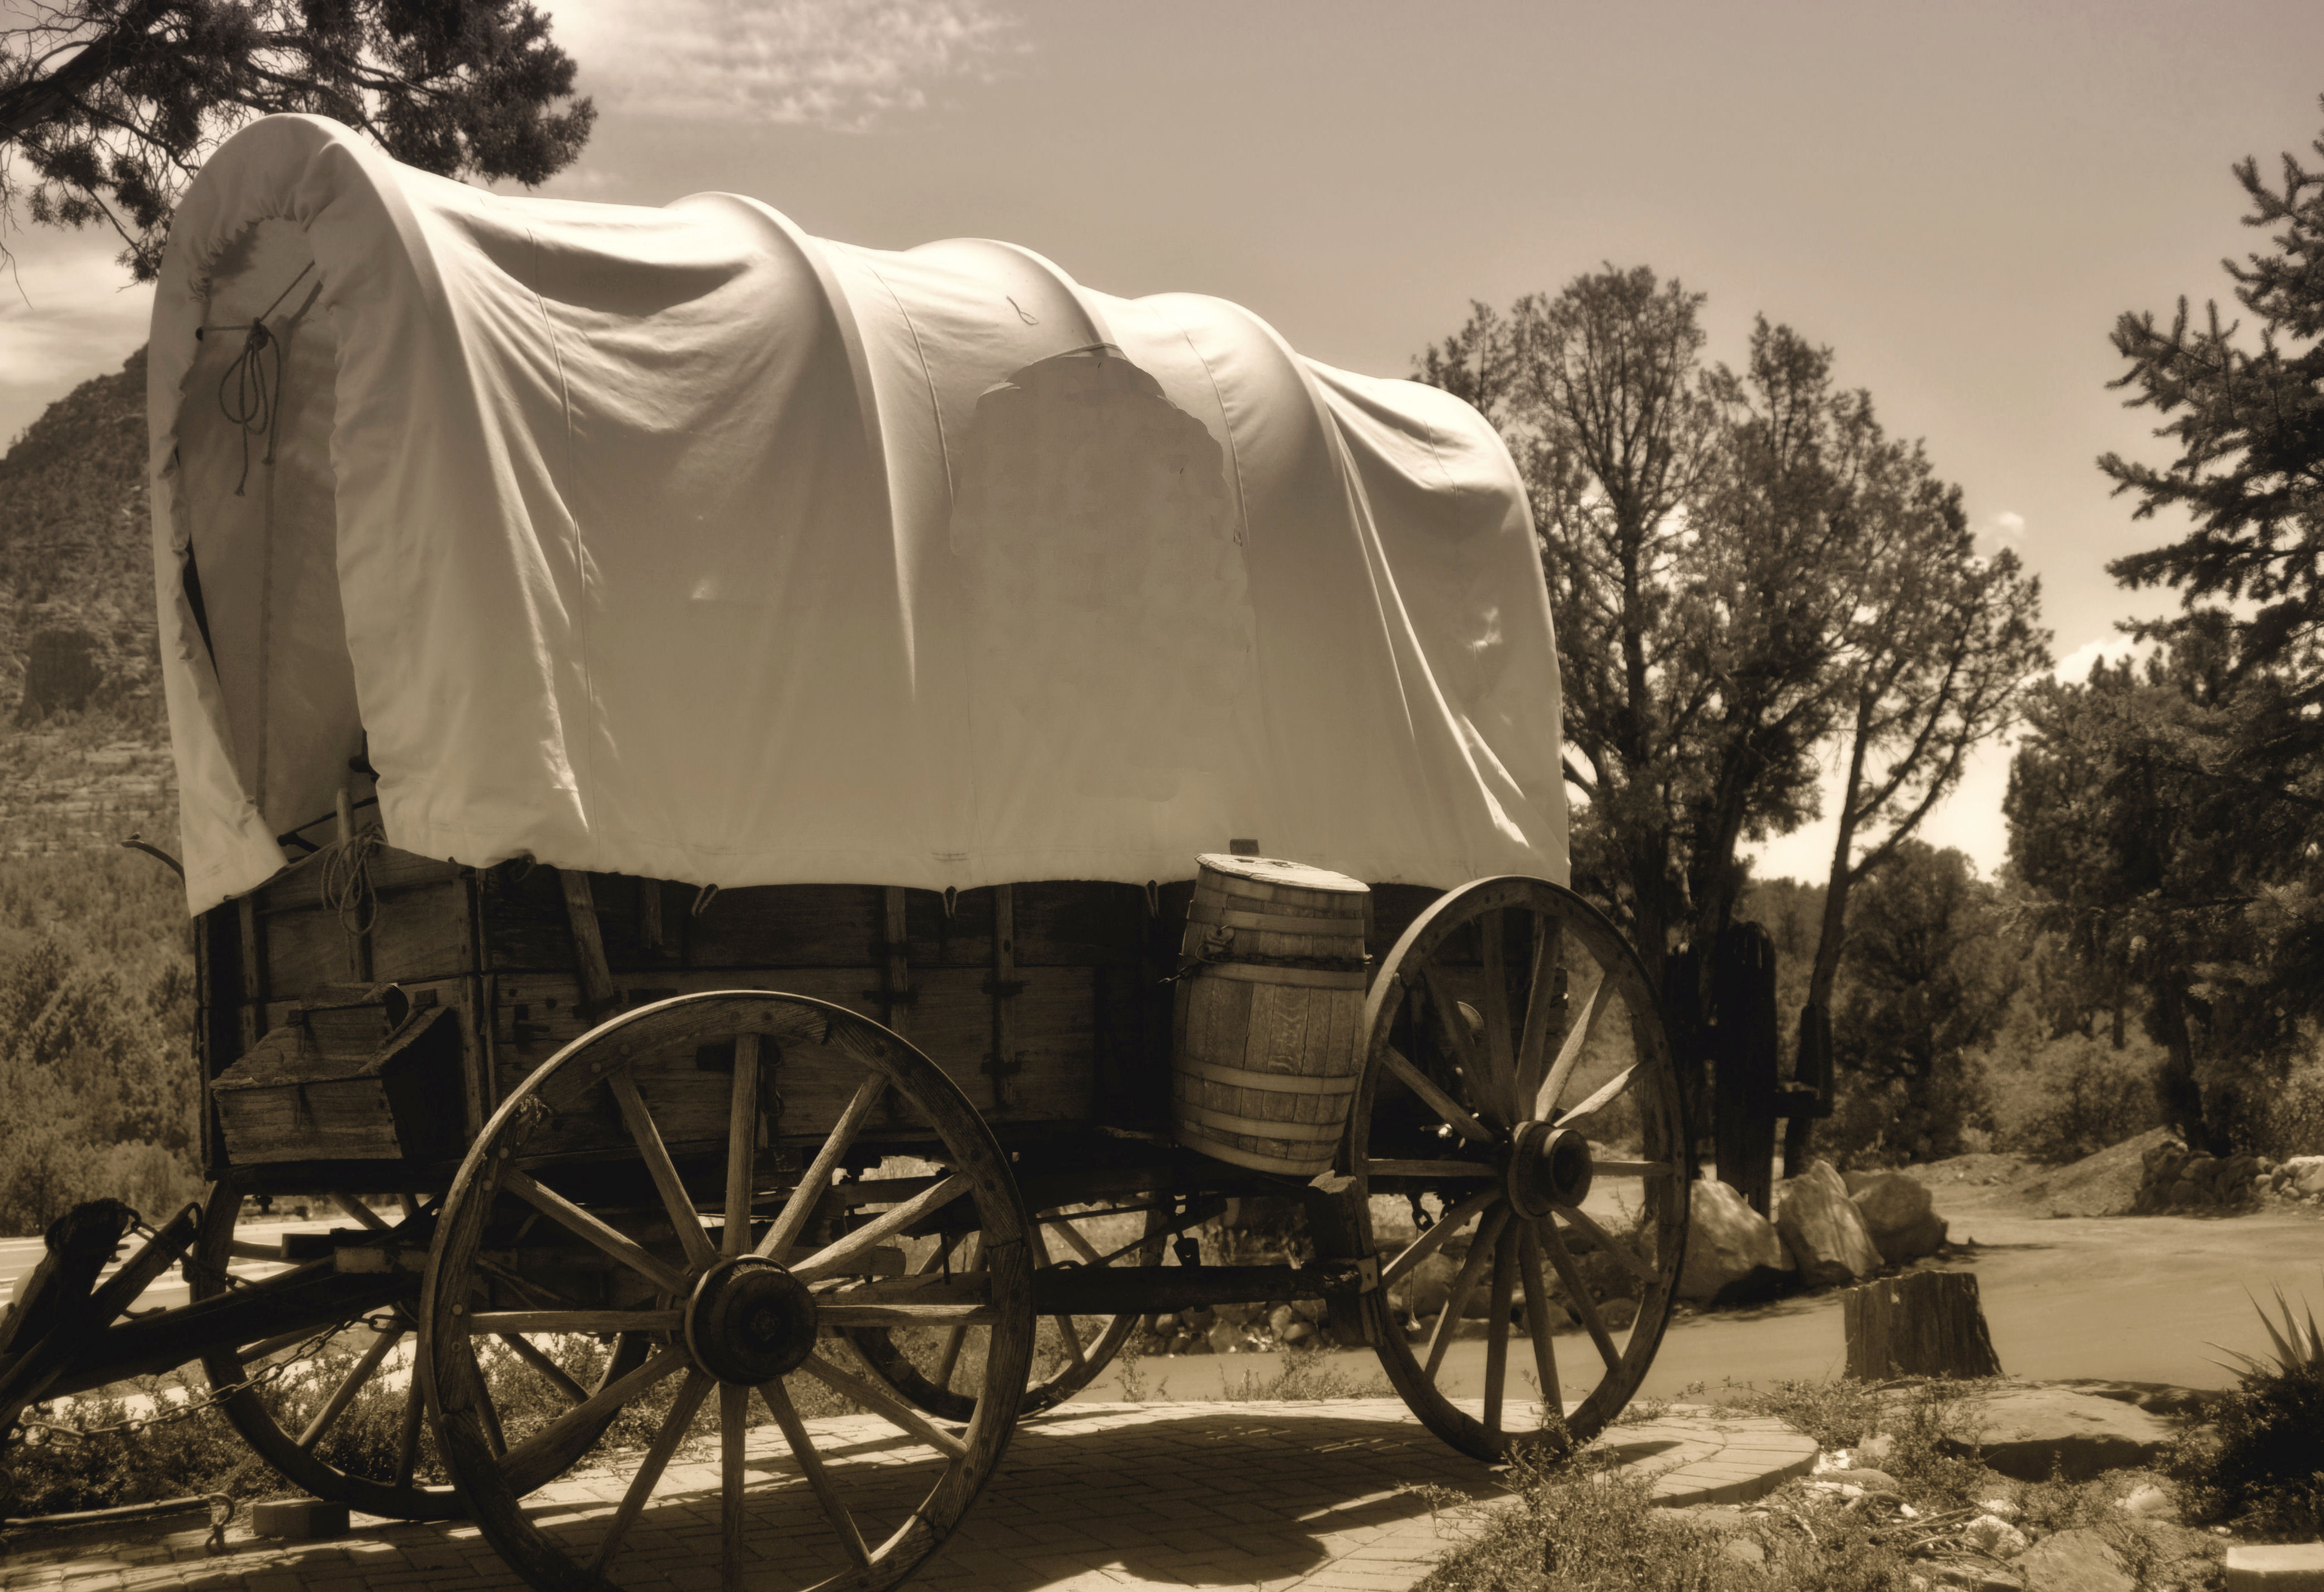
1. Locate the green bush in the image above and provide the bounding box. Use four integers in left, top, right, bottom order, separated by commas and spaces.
1984, 1031, 2166, 1163
0, 757, 200, 1235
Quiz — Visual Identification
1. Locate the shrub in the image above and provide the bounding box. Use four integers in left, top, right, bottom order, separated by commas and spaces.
2169, 1363, 2324, 1539
2246, 1051, 2324, 1161
1984, 1031, 2165, 1163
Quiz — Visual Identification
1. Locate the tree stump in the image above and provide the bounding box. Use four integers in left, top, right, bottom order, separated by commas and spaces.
1843, 1270, 2002, 1380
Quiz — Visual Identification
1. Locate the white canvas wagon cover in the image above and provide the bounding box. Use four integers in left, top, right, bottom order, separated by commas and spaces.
150, 115, 1565, 914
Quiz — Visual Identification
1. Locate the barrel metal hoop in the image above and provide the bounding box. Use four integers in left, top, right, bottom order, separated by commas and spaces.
1187, 959, 1367, 989
1173, 1101, 1346, 1141
1185, 900, 1366, 937
1176, 1058, 1357, 1095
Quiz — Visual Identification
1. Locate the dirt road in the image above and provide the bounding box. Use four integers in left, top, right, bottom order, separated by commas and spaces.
1068, 1201, 2324, 1405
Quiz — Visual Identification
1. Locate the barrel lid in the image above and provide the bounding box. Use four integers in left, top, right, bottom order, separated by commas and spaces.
1195, 854, 1369, 894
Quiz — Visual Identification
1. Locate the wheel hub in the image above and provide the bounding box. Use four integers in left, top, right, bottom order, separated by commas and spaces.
684, 1255, 818, 1383
1506, 1121, 1593, 1218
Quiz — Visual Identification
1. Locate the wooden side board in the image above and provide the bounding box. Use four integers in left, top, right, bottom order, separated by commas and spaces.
198, 846, 1449, 1185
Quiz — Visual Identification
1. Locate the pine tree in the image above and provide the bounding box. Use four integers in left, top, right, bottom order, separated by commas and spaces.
2, 0, 594, 279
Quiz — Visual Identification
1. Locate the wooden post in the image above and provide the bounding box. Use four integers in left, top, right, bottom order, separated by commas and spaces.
984, 885, 1022, 1111
1843, 1271, 2003, 1381
882, 887, 913, 1039
558, 870, 618, 1016
1711, 922, 1780, 1215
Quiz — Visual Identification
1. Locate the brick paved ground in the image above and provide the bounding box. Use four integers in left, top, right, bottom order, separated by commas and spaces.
0, 1400, 1812, 1592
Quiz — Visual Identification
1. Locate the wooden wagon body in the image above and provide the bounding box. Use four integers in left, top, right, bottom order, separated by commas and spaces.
195, 859, 1451, 1183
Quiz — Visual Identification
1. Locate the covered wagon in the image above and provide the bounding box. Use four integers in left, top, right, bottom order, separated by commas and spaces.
7, 113, 1692, 1592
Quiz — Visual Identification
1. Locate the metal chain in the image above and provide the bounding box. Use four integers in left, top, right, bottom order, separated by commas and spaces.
11, 1310, 400, 1448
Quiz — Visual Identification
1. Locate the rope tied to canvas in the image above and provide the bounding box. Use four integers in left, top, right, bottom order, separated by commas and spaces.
203, 260, 316, 496
320, 827, 384, 940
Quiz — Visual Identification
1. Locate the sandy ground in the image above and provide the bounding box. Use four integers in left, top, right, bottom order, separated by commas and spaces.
1066, 1165, 2324, 1406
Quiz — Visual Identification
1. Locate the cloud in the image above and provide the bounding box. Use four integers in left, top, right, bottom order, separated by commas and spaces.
0, 226, 153, 448
2051, 633, 2149, 684
546, 0, 1026, 130
1982, 509, 2026, 543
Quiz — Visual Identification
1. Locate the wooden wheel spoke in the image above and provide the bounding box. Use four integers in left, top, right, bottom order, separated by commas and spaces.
1482, 1221, 1517, 1438
1513, 913, 1566, 1112
296, 1324, 403, 1450
499, 1345, 689, 1480
394, 1375, 424, 1489
1033, 1226, 1088, 1369
725, 1034, 762, 1257
1536, 969, 1614, 1121
607, 1073, 717, 1268
756, 1075, 888, 1263
329, 1191, 391, 1233
1479, 911, 1518, 1121
1594, 1159, 1675, 1178
759, 1376, 871, 1569
798, 1352, 968, 1459
789, 1173, 973, 1282
1381, 1045, 1493, 1144
1515, 1226, 1563, 1416
496, 1332, 589, 1404
590, 1370, 714, 1574
721, 1383, 749, 1592
1552, 1061, 1635, 1128
476, 1361, 508, 1459
1381, 1187, 1502, 1288
468, 1309, 684, 1335
1424, 1205, 1508, 1380
1418, 964, 1495, 1121
1045, 1216, 1105, 1267
1535, 1220, 1623, 1373
501, 1169, 690, 1296
1551, 1202, 1660, 1284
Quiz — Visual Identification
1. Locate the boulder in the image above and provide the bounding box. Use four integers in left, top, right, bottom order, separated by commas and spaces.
1773, 1161, 1883, 1288
1676, 1178, 1796, 1303
1946, 1383, 2177, 1481
1852, 1172, 1949, 1264
2284, 1155, 2324, 1197
2017, 1527, 2134, 1592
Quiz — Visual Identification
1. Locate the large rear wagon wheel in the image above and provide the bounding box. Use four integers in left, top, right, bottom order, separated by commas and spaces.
418, 992, 1035, 1592
189, 1190, 651, 1521
1341, 878, 1693, 1462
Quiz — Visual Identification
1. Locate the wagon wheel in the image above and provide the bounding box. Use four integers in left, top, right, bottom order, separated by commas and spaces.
189, 1188, 650, 1520
841, 1196, 1167, 1419
416, 992, 1034, 1592
1340, 877, 1692, 1462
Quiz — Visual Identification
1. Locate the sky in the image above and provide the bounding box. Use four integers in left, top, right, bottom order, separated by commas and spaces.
4, 0, 2321, 883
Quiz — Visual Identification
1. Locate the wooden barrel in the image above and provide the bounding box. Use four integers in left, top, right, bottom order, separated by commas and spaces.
1171, 854, 1370, 1175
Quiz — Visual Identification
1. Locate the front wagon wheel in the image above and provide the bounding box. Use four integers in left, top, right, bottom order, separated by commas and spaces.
416, 992, 1035, 1592
1341, 878, 1693, 1461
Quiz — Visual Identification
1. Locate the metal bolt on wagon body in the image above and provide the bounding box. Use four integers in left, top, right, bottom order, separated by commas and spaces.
0, 115, 1694, 1592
